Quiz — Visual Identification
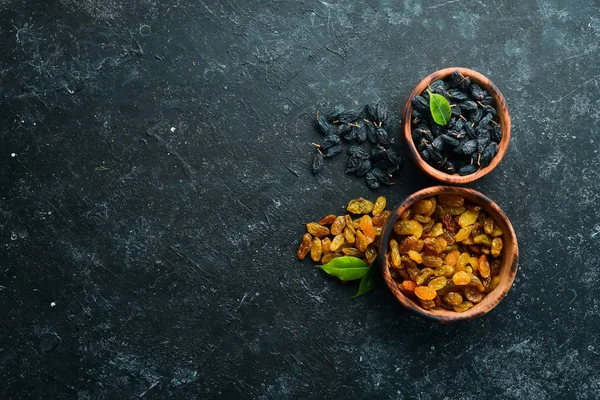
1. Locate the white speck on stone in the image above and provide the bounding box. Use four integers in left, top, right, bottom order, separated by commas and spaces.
33, 123, 36, 126
431, 346, 435, 350
50, 302, 56, 307
171, 127, 176, 132
11, 153, 16, 157
359, 356, 363, 362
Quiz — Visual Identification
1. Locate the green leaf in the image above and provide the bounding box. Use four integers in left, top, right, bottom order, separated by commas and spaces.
319, 256, 368, 281
427, 89, 451, 126
351, 256, 379, 298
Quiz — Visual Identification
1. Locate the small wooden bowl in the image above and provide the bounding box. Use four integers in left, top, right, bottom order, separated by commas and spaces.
379, 186, 518, 323
402, 68, 511, 184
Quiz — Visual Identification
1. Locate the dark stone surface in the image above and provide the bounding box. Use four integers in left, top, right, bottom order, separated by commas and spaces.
1, 0, 599, 398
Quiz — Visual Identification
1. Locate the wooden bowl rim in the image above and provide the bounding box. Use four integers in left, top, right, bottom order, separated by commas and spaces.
402, 67, 511, 185
379, 186, 519, 324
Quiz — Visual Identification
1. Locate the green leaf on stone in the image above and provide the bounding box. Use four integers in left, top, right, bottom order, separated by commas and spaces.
428, 89, 452, 126
319, 256, 368, 281
351, 256, 379, 298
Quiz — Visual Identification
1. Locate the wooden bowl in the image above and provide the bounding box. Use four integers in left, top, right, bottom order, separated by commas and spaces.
379, 186, 518, 323
402, 68, 511, 184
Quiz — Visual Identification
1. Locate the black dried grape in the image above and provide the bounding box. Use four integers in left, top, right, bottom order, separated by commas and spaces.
371, 147, 387, 161
347, 145, 369, 158
429, 80, 445, 92
477, 113, 494, 131
337, 108, 363, 123
346, 154, 363, 173
448, 89, 469, 101
365, 172, 380, 190
451, 105, 461, 118
427, 145, 443, 163
442, 161, 456, 174
464, 122, 475, 139
491, 123, 502, 143
327, 105, 344, 122
412, 96, 429, 113
321, 134, 341, 149
365, 122, 378, 144
420, 149, 431, 161
343, 126, 357, 141
324, 145, 342, 158
483, 105, 497, 117
441, 134, 460, 147
453, 119, 465, 131
481, 95, 495, 105
470, 108, 484, 124
386, 149, 402, 166
336, 123, 352, 137
449, 70, 462, 88
459, 101, 478, 112
372, 168, 392, 185
365, 103, 377, 121
376, 100, 388, 124
355, 159, 371, 177
432, 136, 445, 151
312, 150, 324, 175
480, 142, 499, 167
316, 115, 330, 135
355, 125, 367, 143
460, 140, 477, 155
469, 84, 485, 101
376, 128, 392, 147
458, 76, 471, 92
476, 129, 491, 152
459, 164, 478, 175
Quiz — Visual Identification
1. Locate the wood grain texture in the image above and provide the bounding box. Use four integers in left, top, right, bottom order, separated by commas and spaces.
402, 67, 511, 185
379, 186, 518, 324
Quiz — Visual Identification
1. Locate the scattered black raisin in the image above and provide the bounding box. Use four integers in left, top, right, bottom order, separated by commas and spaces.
365, 122, 378, 144
420, 149, 431, 161
372, 168, 392, 185
321, 134, 341, 149
324, 145, 342, 158
386, 149, 402, 167
460, 139, 477, 155
338, 108, 363, 123
412, 96, 429, 113
327, 105, 344, 122
432, 136, 445, 151
458, 76, 471, 92
476, 129, 491, 152
356, 159, 372, 177
355, 125, 367, 143
448, 70, 462, 88
376, 128, 392, 147
442, 160, 456, 174
312, 150, 324, 175
365, 172, 380, 189
316, 115, 330, 134
347, 145, 369, 158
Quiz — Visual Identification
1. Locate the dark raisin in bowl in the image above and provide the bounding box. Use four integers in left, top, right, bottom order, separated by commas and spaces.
402, 68, 511, 185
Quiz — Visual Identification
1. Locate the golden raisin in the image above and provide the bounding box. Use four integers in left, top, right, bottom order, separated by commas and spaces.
398, 236, 424, 254
344, 215, 355, 233
438, 194, 464, 207
458, 208, 480, 227
422, 255, 443, 268
321, 237, 331, 255
430, 222, 444, 237
445, 250, 460, 267
483, 217, 494, 235
469, 275, 485, 292
321, 252, 342, 264
454, 225, 473, 242
355, 230, 368, 252
415, 286, 437, 300
428, 276, 447, 291
372, 196, 386, 216
412, 199, 435, 215
319, 214, 337, 225
479, 254, 490, 278
420, 299, 436, 309
330, 234, 345, 251
408, 250, 423, 264
342, 247, 362, 257
297, 233, 312, 260
464, 287, 483, 303
399, 208, 413, 220
347, 198, 374, 214
485, 276, 501, 293
423, 238, 444, 254
414, 215, 431, 224
365, 246, 377, 264
434, 264, 455, 277
310, 237, 322, 262
393, 220, 423, 239
456, 252, 470, 271
400, 280, 417, 293
454, 301, 474, 312
416, 268, 434, 285
473, 234, 492, 247
447, 206, 466, 216
491, 226, 503, 237
491, 237, 503, 257
343, 226, 355, 244
452, 271, 470, 285
330, 216, 346, 235
306, 222, 330, 237
390, 240, 402, 268
443, 292, 463, 306
360, 215, 376, 244
372, 210, 390, 227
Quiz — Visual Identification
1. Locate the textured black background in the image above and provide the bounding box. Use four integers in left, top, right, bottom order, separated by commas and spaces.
1, 0, 600, 399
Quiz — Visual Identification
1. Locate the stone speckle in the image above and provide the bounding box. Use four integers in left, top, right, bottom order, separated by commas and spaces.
1, 0, 599, 399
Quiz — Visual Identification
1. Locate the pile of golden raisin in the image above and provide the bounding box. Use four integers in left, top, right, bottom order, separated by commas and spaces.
297, 197, 389, 265
389, 194, 503, 312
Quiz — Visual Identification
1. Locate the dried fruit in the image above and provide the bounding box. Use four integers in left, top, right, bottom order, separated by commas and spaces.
408, 250, 423, 264
454, 301, 474, 312
355, 230, 368, 252
360, 215, 376, 243
458, 208, 480, 227
393, 220, 423, 239
322, 237, 332, 255
307, 222, 330, 237
321, 252, 342, 264
347, 198, 374, 214
344, 226, 356, 244
319, 214, 337, 226
428, 276, 447, 291
400, 280, 417, 293
478, 254, 490, 278
443, 292, 463, 306
330, 234, 345, 251
373, 196, 386, 216
311, 237, 323, 262
331, 216, 346, 235
297, 233, 312, 260
452, 271, 470, 285
342, 247, 362, 257
415, 286, 437, 300
491, 237, 503, 257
